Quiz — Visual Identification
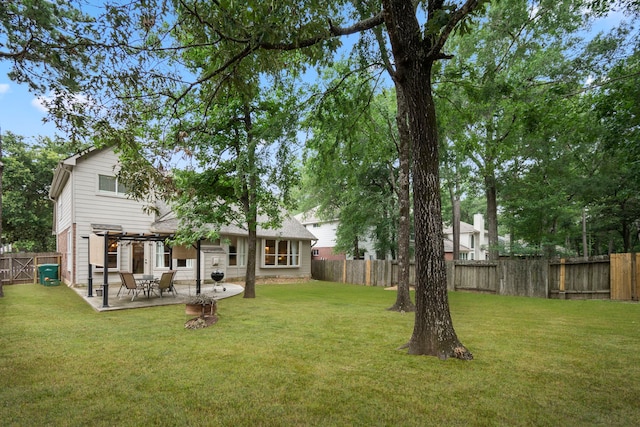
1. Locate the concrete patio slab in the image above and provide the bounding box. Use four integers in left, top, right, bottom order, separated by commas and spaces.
70, 282, 244, 312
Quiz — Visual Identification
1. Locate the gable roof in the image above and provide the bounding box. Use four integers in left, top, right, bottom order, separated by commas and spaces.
443, 238, 471, 253
49, 146, 110, 199
151, 211, 317, 241
443, 221, 483, 235
294, 206, 337, 225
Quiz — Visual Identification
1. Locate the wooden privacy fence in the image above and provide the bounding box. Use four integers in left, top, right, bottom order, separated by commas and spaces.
311, 254, 638, 301
0, 253, 61, 285
610, 253, 639, 301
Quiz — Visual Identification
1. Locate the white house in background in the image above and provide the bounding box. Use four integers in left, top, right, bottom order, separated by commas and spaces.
443, 237, 472, 261
295, 209, 489, 260
443, 213, 489, 260
49, 146, 316, 286
296, 207, 490, 261
294, 208, 384, 260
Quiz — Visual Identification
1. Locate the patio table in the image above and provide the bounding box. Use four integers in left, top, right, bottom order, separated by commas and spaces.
136, 275, 159, 298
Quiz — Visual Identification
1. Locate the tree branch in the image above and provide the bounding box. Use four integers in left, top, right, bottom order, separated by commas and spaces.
260, 12, 385, 51
428, 0, 481, 60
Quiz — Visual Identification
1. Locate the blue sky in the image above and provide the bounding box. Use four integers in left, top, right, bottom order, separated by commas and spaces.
0, 63, 59, 141
0, 9, 626, 143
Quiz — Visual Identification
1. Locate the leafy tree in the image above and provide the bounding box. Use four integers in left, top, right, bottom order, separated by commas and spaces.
0, 1, 95, 299
113, 16, 302, 299
167, 82, 301, 298
340, 1, 416, 311
302, 65, 399, 261
499, 13, 640, 256
0, 0, 99, 136
576, 43, 640, 253
436, 0, 588, 260
1, 133, 66, 252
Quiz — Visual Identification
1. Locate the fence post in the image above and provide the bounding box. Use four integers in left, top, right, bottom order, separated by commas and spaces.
450, 261, 456, 291
34, 256, 39, 284
632, 253, 638, 302
365, 260, 371, 286
342, 260, 346, 284
559, 258, 566, 299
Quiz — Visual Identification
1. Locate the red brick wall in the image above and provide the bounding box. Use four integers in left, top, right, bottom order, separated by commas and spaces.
57, 227, 69, 283
56, 225, 76, 285
312, 247, 346, 261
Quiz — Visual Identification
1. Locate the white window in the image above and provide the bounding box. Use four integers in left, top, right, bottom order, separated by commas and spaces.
106, 238, 119, 269
263, 239, 299, 267
459, 253, 468, 260
176, 259, 194, 268
98, 175, 128, 195
155, 242, 170, 268
228, 237, 247, 267
155, 242, 193, 268
312, 249, 319, 256
470, 235, 475, 249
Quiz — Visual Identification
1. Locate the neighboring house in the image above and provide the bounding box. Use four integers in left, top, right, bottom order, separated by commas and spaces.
443, 237, 472, 261
443, 213, 489, 260
296, 207, 491, 261
49, 146, 316, 286
294, 208, 384, 261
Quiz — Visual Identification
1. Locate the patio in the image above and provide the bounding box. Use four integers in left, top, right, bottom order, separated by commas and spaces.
70, 282, 244, 312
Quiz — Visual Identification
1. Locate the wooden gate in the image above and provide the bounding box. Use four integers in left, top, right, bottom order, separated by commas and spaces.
0, 253, 61, 285
610, 253, 639, 301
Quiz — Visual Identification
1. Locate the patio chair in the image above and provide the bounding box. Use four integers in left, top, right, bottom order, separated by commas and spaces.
154, 270, 177, 297
117, 272, 143, 301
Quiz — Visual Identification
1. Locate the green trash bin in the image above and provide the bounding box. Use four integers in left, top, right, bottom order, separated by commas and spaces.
38, 264, 59, 286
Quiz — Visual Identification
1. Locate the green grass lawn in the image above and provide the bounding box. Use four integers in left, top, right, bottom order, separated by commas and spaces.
1, 282, 639, 426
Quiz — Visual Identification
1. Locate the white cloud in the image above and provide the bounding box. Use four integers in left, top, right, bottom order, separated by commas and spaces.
31, 96, 50, 113
0, 83, 9, 95
31, 92, 92, 114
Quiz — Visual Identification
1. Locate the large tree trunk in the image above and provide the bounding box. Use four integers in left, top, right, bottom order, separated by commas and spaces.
352, 237, 361, 260
242, 184, 257, 297
582, 207, 588, 259
242, 104, 257, 298
383, 1, 472, 359
485, 172, 499, 261
244, 224, 257, 298
388, 84, 415, 312
0, 131, 3, 297
449, 180, 461, 261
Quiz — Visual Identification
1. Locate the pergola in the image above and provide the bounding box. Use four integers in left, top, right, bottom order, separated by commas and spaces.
84, 230, 204, 308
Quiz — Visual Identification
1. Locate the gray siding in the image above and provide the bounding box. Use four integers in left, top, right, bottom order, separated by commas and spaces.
56, 147, 313, 286
71, 149, 155, 284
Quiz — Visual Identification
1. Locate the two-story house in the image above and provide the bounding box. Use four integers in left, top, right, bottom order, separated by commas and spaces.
296, 207, 490, 261
294, 208, 384, 261
49, 146, 316, 286
443, 213, 489, 260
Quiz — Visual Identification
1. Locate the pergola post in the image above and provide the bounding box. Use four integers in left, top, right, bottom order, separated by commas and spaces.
88, 260, 93, 297
102, 232, 109, 308
169, 245, 173, 269
84, 235, 93, 297
196, 239, 202, 295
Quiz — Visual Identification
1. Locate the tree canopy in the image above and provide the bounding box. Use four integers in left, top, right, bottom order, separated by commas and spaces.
1, 133, 69, 252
